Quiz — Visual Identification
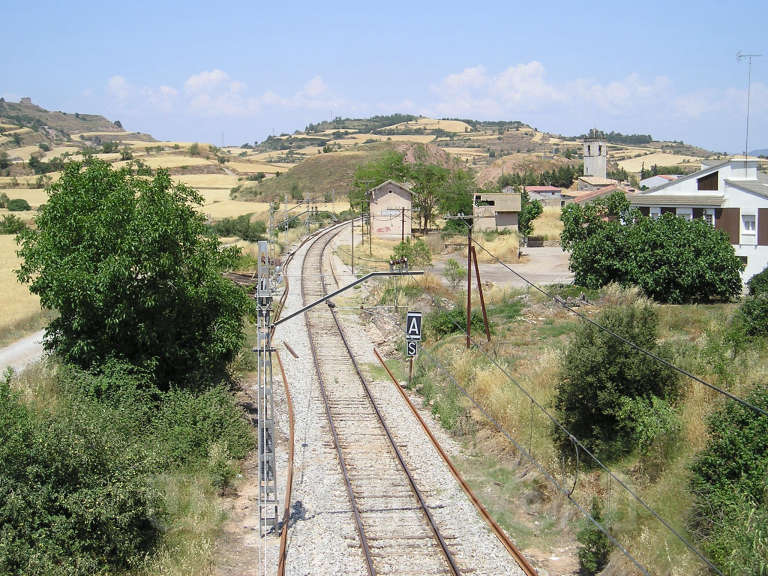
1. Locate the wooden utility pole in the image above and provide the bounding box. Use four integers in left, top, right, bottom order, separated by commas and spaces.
471, 245, 491, 342
401, 207, 405, 243
466, 224, 472, 349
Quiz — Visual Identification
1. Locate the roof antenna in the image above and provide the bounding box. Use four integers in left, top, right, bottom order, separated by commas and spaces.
737, 51, 762, 176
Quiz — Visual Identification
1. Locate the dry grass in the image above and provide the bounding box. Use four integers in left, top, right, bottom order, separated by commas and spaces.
173, 174, 238, 189
618, 152, 705, 173
134, 155, 215, 169
227, 161, 287, 174
199, 201, 270, 221
533, 206, 563, 241
138, 473, 225, 576
474, 232, 522, 263
42, 146, 81, 160
1, 188, 48, 207
0, 234, 42, 335
5, 145, 41, 161
0, 209, 37, 223
385, 117, 473, 134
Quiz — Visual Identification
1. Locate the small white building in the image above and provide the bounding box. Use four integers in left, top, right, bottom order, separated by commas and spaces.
473, 191, 521, 232
368, 180, 412, 239
629, 158, 768, 282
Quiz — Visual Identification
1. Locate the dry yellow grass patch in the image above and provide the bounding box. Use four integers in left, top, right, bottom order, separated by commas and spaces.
0, 209, 37, 223
533, 206, 563, 241
340, 133, 435, 145
531, 131, 544, 142
199, 201, 271, 220
474, 233, 522, 263
0, 235, 41, 333
173, 174, 238, 189
137, 155, 215, 169
197, 189, 232, 204
43, 146, 80, 160
227, 162, 284, 174
618, 152, 705, 173
6, 146, 41, 161
1, 189, 48, 207
4, 127, 33, 136
386, 117, 472, 134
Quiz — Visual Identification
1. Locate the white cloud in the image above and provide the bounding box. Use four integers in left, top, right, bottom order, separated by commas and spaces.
184, 69, 231, 94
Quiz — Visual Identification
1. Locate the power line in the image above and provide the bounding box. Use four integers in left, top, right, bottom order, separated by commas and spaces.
404, 275, 724, 575
469, 236, 768, 420
377, 311, 651, 576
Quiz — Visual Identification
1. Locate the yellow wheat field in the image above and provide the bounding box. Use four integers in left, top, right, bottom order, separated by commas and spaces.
227, 161, 288, 174
198, 188, 233, 204
385, 117, 473, 134
124, 155, 215, 169
0, 235, 41, 333
5, 146, 42, 161
173, 174, 239, 189
618, 152, 706, 173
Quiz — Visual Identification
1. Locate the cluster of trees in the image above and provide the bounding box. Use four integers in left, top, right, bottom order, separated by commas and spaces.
2, 159, 256, 572
28, 154, 66, 175
639, 164, 693, 179
349, 151, 474, 232
207, 213, 267, 242
498, 164, 582, 189
561, 191, 743, 303
578, 128, 653, 145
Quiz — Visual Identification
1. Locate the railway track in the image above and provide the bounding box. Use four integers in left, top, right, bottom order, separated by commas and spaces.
301, 225, 463, 576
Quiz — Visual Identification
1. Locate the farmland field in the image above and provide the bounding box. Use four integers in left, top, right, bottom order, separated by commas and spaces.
0, 235, 41, 335
1, 188, 48, 207
173, 174, 239, 188
618, 152, 707, 172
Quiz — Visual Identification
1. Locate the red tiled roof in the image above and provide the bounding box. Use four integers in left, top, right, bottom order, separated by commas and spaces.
573, 184, 627, 204
525, 185, 561, 192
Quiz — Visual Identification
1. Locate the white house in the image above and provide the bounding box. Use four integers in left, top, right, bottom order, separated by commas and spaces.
629, 158, 768, 282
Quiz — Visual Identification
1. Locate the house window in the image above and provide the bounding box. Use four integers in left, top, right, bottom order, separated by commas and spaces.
676, 207, 693, 221
650, 207, 661, 219
697, 171, 718, 191
381, 208, 401, 217
742, 213, 757, 245
703, 209, 715, 227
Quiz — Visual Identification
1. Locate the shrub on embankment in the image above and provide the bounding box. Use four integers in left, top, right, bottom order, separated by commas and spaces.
0, 361, 254, 575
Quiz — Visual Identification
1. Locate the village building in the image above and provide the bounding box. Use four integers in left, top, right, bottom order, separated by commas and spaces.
577, 175, 618, 191
639, 174, 680, 190
368, 180, 412, 239
629, 158, 768, 281
566, 184, 630, 205
472, 190, 521, 232
524, 185, 562, 206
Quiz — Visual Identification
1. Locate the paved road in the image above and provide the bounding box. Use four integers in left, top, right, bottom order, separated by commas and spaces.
433, 246, 574, 287
0, 330, 45, 374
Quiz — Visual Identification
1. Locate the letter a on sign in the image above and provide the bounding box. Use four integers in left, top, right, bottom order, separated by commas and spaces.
406, 311, 422, 341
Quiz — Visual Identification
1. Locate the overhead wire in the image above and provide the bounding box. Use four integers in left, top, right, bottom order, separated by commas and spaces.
374, 308, 651, 576
402, 272, 725, 575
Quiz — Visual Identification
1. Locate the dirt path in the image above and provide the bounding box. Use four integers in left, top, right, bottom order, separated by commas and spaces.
0, 330, 44, 374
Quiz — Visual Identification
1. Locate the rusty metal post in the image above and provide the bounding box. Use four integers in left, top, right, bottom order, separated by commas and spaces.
471, 245, 491, 342
466, 224, 472, 349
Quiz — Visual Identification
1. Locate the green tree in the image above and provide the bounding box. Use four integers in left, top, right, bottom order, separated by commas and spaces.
518, 186, 543, 242
350, 150, 409, 212
391, 238, 432, 267
0, 150, 9, 170
0, 214, 26, 234
553, 292, 678, 460
689, 385, 768, 574
577, 497, 612, 575
16, 159, 252, 387
410, 162, 449, 231
561, 192, 743, 303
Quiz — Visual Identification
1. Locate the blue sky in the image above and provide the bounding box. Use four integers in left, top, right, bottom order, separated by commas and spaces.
3, 0, 767, 152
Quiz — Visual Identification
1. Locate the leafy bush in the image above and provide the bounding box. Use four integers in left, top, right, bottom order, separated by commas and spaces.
690, 385, 768, 574
0, 214, 26, 234
618, 395, 681, 478
153, 385, 254, 467
444, 258, 466, 288
747, 265, 768, 296
426, 305, 489, 339
208, 213, 267, 242
553, 291, 679, 461
391, 237, 432, 267
577, 497, 612, 575
561, 192, 743, 303
0, 378, 162, 575
16, 159, 253, 387
6, 198, 31, 211
737, 293, 768, 338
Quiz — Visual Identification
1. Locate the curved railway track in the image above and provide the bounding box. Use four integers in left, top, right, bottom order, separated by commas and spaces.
301, 225, 463, 576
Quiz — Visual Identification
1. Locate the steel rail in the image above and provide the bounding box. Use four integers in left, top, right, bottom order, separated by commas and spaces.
373, 348, 538, 576
304, 224, 461, 575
